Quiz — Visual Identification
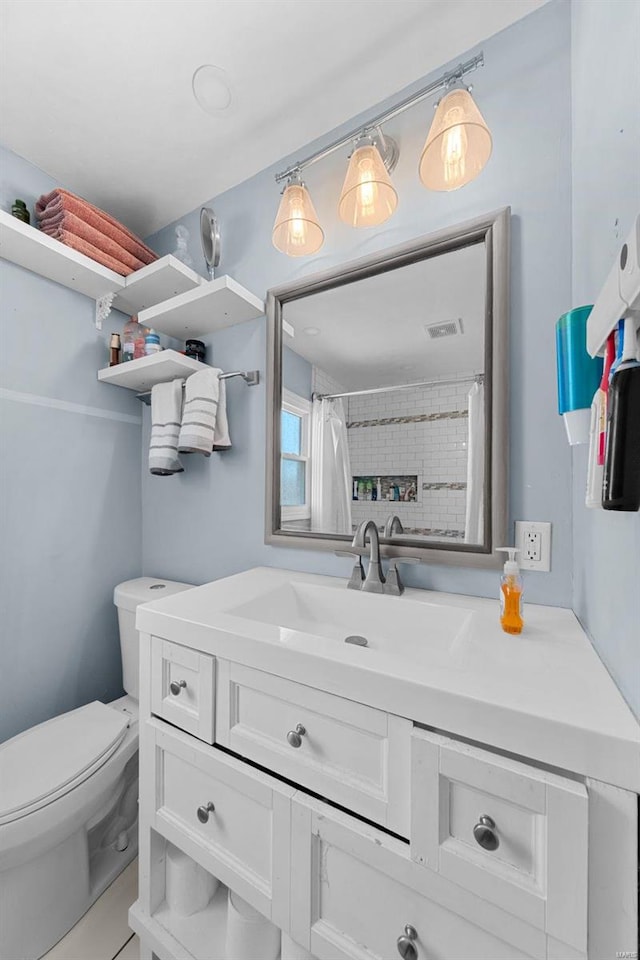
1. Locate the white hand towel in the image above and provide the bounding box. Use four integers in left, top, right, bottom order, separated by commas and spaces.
212, 377, 231, 450
178, 367, 231, 455
149, 379, 184, 476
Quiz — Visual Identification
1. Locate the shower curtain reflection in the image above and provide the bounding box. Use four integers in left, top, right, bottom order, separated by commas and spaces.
311, 398, 353, 534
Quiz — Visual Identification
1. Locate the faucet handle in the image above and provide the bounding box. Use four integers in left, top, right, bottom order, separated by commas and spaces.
335, 551, 365, 590
385, 556, 422, 596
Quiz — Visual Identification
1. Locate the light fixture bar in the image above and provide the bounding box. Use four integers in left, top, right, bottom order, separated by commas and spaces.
274, 52, 484, 184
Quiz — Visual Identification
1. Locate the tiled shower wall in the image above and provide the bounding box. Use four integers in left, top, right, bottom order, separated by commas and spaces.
347, 377, 473, 536
312, 366, 348, 399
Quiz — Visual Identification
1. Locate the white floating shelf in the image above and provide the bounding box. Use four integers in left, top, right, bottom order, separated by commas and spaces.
112, 255, 203, 316
138, 274, 264, 339
0, 208, 125, 300
97, 350, 206, 393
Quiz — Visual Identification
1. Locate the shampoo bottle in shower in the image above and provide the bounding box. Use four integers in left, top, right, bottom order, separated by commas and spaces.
497, 548, 523, 635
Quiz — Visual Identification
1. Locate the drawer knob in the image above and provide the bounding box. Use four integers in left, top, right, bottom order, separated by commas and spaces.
286, 724, 306, 748
169, 679, 187, 696
473, 815, 499, 851
396, 924, 418, 960
197, 802, 215, 824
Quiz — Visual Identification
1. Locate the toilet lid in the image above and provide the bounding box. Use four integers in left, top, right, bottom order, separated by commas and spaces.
0, 701, 129, 824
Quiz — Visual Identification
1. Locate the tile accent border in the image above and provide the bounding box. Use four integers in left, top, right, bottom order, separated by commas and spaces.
422, 481, 468, 491
347, 409, 468, 429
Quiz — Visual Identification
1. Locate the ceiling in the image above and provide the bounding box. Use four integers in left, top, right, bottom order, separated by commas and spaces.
283, 241, 486, 390
0, 0, 546, 238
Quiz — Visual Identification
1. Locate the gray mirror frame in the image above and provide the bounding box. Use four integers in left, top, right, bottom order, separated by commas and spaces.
265, 206, 510, 568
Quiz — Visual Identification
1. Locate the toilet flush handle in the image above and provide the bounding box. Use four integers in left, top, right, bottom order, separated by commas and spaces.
169, 679, 187, 696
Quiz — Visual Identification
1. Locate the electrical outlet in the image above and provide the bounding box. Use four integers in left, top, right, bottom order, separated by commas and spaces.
515, 521, 552, 572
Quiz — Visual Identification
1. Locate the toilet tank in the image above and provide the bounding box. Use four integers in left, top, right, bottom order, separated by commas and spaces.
113, 577, 195, 700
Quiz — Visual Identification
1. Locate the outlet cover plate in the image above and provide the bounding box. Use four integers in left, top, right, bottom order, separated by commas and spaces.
515, 521, 552, 572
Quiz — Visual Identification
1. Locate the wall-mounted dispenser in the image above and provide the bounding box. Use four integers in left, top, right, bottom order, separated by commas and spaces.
556, 306, 603, 444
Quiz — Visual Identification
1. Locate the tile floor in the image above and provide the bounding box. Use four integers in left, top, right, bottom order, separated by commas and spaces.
42, 859, 139, 960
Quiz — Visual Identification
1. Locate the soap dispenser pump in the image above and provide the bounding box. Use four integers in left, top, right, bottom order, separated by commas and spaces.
497, 547, 523, 635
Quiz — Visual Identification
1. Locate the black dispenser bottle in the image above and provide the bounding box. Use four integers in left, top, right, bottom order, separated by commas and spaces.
602, 319, 640, 511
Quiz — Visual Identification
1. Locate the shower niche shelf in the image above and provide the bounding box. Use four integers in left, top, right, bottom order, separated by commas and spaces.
98, 350, 207, 393
138, 275, 265, 339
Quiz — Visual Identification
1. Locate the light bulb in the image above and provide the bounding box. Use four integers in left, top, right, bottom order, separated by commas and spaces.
355, 157, 377, 216
288, 200, 307, 248
338, 143, 397, 228
441, 110, 468, 186
272, 181, 324, 257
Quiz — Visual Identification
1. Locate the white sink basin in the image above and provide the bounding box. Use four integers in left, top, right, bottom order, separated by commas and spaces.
136, 566, 640, 793
225, 580, 471, 650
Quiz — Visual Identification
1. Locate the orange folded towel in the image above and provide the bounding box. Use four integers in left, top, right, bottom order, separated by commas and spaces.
36, 188, 157, 266
50, 229, 138, 276
40, 211, 147, 272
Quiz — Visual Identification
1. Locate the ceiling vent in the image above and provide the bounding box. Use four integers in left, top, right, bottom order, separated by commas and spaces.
424, 318, 464, 340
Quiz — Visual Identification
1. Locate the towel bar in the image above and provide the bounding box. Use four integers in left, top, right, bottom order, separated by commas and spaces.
136, 369, 259, 405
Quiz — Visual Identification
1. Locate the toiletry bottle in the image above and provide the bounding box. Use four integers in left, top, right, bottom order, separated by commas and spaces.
133, 325, 148, 360
121, 315, 139, 362
497, 548, 523, 635
602, 316, 640, 511
109, 333, 121, 366
11, 199, 30, 224
145, 329, 161, 355
586, 332, 615, 507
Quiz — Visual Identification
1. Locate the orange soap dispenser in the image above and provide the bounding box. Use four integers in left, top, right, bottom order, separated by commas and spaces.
497, 547, 523, 635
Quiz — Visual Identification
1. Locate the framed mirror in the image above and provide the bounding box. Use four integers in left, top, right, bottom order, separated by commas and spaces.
266, 207, 509, 566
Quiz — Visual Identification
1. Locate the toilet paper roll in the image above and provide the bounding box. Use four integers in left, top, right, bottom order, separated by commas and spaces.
281, 931, 315, 960
225, 889, 281, 960
165, 844, 218, 917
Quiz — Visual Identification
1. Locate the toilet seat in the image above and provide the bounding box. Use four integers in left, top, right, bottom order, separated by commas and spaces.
0, 701, 129, 825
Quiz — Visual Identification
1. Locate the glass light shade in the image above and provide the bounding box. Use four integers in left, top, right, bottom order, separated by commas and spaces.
419, 88, 492, 191
338, 143, 398, 228
272, 182, 324, 257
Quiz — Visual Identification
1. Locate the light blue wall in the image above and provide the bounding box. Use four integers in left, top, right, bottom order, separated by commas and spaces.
283, 346, 312, 399
570, 0, 640, 717
143, 1, 574, 606
0, 146, 143, 741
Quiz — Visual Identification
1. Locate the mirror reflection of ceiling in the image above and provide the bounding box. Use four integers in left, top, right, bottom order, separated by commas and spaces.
283, 241, 486, 390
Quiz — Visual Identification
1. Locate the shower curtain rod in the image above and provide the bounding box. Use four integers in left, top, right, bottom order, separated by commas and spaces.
313, 373, 483, 402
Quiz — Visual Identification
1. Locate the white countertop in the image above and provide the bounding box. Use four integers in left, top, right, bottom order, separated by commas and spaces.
137, 567, 640, 792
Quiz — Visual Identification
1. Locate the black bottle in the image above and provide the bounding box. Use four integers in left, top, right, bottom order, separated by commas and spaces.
602, 360, 640, 511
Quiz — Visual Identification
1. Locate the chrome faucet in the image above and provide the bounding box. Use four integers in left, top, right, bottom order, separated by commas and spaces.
384, 514, 404, 538
351, 520, 386, 593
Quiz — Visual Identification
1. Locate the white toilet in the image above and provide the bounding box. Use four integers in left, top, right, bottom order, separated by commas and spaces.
0, 576, 193, 960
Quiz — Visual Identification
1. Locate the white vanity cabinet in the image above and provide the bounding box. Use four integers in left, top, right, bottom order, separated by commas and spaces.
150, 639, 215, 743
131, 592, 639, 960
147, 720, 293, 926
289, 792, 544, 960
215, 660, 412, 835
411, 729, 589, 952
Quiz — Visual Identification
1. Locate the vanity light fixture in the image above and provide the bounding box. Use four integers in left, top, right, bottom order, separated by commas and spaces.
272, 52, 489, 257
271, 171, 324, 257
338, 131, 399, 228
419, 86, 492, 191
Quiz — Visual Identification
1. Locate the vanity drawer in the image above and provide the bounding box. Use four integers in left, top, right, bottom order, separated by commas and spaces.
411, 728, 588, 953
290, 792, 546, 960
146, 720, 294, 927
151, 638, 215, 743
216, 662, 411, 836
